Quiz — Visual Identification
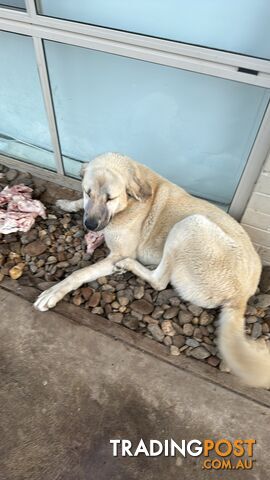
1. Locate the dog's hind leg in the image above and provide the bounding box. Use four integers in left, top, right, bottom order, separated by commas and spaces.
115, 256, 171, 291
56, 198, 83, 212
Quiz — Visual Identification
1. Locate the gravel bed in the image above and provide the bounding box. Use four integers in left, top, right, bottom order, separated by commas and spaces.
1, 165, 270, 372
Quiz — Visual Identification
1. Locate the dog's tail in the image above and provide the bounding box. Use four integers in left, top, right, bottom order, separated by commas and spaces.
218, 304, 270, 388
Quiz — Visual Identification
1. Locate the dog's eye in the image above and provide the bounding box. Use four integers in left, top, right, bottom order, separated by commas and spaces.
106, 194, 116, 202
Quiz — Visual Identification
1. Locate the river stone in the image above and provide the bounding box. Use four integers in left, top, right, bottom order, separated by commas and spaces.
172, 335, 186, 348
207, 356, 220, 367
0, 244, 10, 255
147, 324, 164, 342
101, 291, 115, 304
251, 322, 262, 339
118, 296, 130, 306
163, 306, 179, 319
189, 346, 210, 360
81, 287, 93, 301
156, 289, 176, 305
131, 311, 143, 321
144, 292, 153, 303
6, 169, 18, 181
262, 322, 270, 334
56, 261, 69, 269
259, 266, 270, 294
200, 326, 209, 336
0, 254, 4, 267
172, 322, 183, 335
133, 286, 144, 299
169, 297, 180, 306
143, 316, 158, 325
20, 229, 38, 245
178, 311, 193, 325
102, 284, 115, 292
23, 240, 47, 256
182, 323, 194, 336
98, 276, 107, 285
123, 316, 139, 330
170, 345, 180, 356
193, 327, 203, 339
163, 336, 172, 346
130, 299, 154, 315
92, 307, 104, 315
29, 264, 38, 274
9, 241, 21, 255
69, 252, 82, 266
199, 311, 213, 326
246, 315, 258, 324
117, 289, 133, 302
88, 292, 101, 308
16, 171, 32, 181
73, 295, 83, 306
203, 343, 217, 356
249, 294, 270, 309
57, 252, 67, 262
185, 338, 200, 348
188, 304, 203, 316
115, 283, 127, 291
152, 307, 164, 319
48, 224, 57, 234
37, 281, 56, 291
47, 256, 57, 264
245, 305, 258, 316
108, 312, 123, 323
35, 269, 45, 278
104, 304, 112, 315
161, 320, 176, 336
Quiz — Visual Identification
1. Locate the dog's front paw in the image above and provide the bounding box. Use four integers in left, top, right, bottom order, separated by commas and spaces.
114, 258, 134, 274
34, 284, 65, 311
113, 263, 127, 275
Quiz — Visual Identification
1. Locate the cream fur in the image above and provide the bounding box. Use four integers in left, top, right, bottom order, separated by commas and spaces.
35, 153, 268, 388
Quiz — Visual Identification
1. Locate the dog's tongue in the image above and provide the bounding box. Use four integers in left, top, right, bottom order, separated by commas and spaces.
84, 231, 104, 255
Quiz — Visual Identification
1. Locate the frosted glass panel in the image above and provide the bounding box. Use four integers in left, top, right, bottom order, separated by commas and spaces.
0, 31, 55, 170
0, 0, 25, 9
44, 40, 270, 206
39, 0, 270, 59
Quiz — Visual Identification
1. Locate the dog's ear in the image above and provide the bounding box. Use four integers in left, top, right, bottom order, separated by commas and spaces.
127, 174, 152, 201
80, 162, 88, 178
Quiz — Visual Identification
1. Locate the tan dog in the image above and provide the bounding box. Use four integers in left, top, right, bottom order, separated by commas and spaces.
34, 153, 270, 388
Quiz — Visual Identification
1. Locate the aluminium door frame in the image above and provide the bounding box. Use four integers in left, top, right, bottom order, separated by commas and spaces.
0, 0, 270, 219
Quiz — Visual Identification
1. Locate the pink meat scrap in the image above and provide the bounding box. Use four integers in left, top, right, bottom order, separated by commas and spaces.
0, 184, 46, 234
84, 231, 104, 255
0, 184, 32, 205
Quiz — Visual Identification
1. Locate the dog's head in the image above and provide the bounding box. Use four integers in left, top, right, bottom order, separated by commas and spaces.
81, 153, 152, 231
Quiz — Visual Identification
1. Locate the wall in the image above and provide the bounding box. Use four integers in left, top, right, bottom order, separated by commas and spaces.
241, 150, 270, 265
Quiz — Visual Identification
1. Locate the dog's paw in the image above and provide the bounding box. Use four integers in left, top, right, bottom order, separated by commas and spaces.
114, 258, 134, 274
34, 284, 64, 311
56, 199, 71, 211
113, 263, 127, 275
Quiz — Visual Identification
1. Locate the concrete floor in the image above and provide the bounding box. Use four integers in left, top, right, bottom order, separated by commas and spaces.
0, 286, 269, 480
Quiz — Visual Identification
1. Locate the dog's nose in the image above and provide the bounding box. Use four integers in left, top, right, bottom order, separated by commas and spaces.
84, 217, 99, 231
